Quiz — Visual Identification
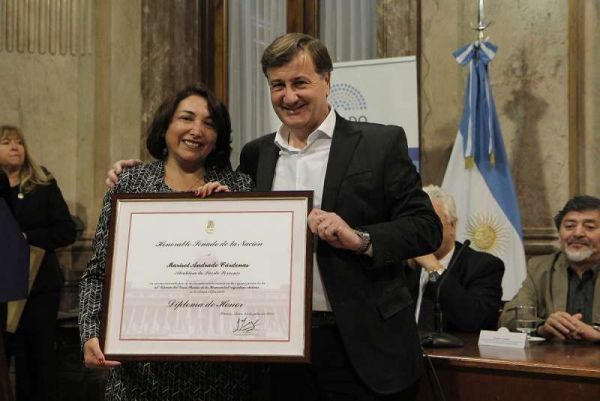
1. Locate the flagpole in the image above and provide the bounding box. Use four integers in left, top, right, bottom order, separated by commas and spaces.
474, 0, 491, 41
478, 0, 484, 40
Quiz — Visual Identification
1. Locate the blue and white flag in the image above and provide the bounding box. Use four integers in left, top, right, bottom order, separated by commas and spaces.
442, 40, 526, 300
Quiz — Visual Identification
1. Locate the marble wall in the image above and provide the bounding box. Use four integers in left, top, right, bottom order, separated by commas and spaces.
0, 0, 141, 306
0, 51, 83, 217
419, 0, 577, 252
0, 0, 141, 242
581, 1, 600, 198
91, 0, 142, 230
377, 0, 418, 57
141, 0, 203, 159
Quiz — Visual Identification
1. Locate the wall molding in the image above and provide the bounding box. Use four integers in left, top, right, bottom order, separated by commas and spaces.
523, 227, 558, 257
0, 0, 92, 55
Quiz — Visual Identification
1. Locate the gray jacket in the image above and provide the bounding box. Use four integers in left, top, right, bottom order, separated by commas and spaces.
499, 252, 600, 330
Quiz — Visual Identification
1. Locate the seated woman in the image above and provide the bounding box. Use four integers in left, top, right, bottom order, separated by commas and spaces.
0, 125, 77, 401
78, 84, 254, 400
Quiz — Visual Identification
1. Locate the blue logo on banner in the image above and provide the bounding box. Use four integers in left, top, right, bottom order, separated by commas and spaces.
330, 83, 367, 111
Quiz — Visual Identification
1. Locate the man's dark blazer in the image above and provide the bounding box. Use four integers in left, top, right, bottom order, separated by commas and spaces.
408, 241, 504, 332
239, 115, 442, 394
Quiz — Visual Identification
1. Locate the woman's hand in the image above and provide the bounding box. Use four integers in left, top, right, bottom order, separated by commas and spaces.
83, 337, 121, 369
194, 181, 230, 198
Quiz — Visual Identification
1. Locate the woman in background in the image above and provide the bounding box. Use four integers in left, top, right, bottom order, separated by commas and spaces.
0, 125, 77, 401
79, 84, 254, 401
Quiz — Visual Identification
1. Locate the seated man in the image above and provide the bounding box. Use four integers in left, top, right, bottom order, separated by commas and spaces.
499, 195, 600, 342
407, 185, 504, 332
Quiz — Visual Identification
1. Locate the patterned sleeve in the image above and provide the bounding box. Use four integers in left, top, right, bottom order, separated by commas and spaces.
77, 163, 146, 347
236, 171, 254, 192
78, 164, 157, 348
78, 186, 115, 347
221, 169, 254, 192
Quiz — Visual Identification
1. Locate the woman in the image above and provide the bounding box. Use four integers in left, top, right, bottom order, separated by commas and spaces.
0, 125, 77, 401
79, 84, 254, 401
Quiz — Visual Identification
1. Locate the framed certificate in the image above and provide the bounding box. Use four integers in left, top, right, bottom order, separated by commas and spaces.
100, 191, 313, 362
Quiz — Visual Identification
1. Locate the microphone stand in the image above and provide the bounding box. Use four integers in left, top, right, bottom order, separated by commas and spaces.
422, 240, 470, 348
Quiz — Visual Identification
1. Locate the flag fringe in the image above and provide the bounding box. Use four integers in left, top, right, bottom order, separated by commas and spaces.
465, 156, 474, 169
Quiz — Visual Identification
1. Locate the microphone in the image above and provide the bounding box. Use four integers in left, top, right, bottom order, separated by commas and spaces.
421, 239, 470, 348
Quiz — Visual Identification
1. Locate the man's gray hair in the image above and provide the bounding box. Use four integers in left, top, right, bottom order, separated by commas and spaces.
422, 185, 458, 223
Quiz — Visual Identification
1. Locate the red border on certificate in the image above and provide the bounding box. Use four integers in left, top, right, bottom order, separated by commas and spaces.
100, 191, 313, 362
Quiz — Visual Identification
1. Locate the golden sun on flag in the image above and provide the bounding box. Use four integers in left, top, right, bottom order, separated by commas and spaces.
465, 213, 509, 257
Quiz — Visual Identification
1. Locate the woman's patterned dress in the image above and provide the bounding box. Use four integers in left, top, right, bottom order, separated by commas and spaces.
79, 161, 255, 401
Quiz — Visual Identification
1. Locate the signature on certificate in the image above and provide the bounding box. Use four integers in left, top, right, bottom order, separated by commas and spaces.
233, 317, 260, 334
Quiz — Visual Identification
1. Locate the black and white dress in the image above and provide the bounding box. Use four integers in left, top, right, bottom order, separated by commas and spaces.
79, 161, 254, 401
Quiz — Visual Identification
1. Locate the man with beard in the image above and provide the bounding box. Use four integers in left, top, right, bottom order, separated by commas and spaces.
499, 195, 600, 342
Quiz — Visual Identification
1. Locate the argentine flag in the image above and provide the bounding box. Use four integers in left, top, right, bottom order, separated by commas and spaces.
442, 40, 526, 300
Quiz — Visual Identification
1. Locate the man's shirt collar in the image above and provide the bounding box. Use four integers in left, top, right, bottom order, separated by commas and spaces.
274, 107, 336, 152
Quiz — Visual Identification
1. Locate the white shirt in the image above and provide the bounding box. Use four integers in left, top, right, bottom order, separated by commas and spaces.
414, 246, 455, 321
272, 109, 336, 311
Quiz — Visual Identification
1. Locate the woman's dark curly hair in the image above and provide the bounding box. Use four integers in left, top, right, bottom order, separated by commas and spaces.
146, 84, 232, 169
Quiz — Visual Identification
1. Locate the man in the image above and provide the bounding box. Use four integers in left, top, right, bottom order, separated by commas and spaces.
238, 33, 441, 400
106, 33, 442, 399
499, 195, 600, 343
407, 185, 504, 332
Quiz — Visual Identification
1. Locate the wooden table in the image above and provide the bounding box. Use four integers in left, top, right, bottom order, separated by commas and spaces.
419, 333, 600, 401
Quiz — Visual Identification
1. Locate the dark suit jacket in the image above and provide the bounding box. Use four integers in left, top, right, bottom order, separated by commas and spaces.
239, 115, 442, 394
0, 173, 10, 208
0, 173, 29, 302
408, 241, 504, 332
8, 174, 76, 296
499, 252, 600, 330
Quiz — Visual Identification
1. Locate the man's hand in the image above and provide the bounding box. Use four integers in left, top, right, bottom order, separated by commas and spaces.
194, 182, 230, 198
308, 208, 363, 252
412, 254, 443, 273
83, 337, 121, 369
570, 317, 600, 343
537, 311, 583, 340
105, 159, 142, 188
